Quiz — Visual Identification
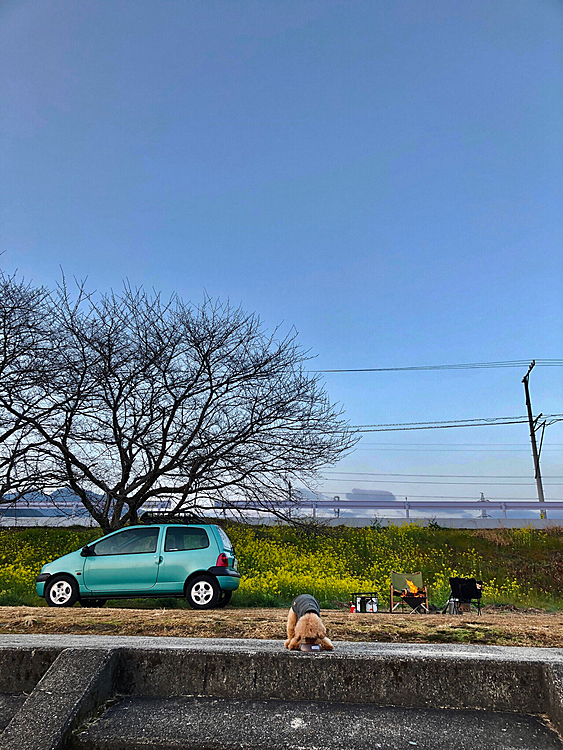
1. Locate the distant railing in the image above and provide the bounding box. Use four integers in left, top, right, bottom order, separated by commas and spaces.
216, 499, 563, 519
0, 501, 87, 512
4, 498, 563, 524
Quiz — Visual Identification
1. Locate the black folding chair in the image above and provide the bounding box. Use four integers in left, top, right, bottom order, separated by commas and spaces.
443, 577, 483, 615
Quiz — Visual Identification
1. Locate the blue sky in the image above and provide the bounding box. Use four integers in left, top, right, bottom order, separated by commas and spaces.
1, 0, 562, 507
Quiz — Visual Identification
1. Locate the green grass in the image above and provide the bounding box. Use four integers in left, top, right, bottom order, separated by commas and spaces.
1, 522, 562, 609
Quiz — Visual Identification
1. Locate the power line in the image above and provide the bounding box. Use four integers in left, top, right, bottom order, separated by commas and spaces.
351, 414, 563, 432
323, 471, 563, 479
357, 442, 563, 446
357, 421, 528, 432
320, 479, 561, 486
353, 414, 563, 428
316, 359, 563, 373
353, 447, 561, 451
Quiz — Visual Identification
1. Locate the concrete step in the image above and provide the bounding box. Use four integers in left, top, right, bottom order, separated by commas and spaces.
0, 695, 26, 732
73, 695, 563, 750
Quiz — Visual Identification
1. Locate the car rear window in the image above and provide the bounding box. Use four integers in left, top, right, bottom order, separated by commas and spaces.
214, 525, 234, 551
164, 527, 209, 551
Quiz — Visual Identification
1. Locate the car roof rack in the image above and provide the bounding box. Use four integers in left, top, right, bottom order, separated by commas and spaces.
139, 512, 210, 525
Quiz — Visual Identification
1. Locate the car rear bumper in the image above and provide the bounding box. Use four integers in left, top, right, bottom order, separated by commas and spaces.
207, 567, 241, 591
215, 576, 240, 591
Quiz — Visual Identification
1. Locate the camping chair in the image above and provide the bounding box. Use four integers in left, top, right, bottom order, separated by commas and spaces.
390, 571, 429, 614
444, 577, 483, 615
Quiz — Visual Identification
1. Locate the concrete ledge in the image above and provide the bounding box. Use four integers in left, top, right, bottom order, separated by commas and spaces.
225, 517, 563, 529
0, 636, 562, 749
0, 648, 116, 750
3, 518, 562, 529
545, 665, 563, 735
0, 696, 26, 733
0, 647, 61, 693
114, 645, 547, 714
3, 634, 563, 661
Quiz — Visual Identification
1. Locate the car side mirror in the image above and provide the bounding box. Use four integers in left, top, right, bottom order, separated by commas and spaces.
80, 545, 92, 557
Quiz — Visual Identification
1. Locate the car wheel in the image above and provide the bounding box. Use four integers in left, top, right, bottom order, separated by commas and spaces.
80, 599, 106, 608
185, 575, 220, 610
216, 591, 232, 608
45, 575, 79, 608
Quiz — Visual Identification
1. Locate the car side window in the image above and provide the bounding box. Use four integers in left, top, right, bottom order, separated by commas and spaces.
93, 527, 160, 556
165, 527, 209, 552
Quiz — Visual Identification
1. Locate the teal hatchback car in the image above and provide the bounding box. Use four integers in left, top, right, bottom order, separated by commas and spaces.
36, 522, 240, 609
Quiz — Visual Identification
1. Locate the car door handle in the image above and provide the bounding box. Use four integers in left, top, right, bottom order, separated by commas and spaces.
156, 555, 163, 564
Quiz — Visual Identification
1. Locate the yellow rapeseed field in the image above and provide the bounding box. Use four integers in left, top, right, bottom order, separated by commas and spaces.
228, 524, 537, 607
0, 523, 558, 609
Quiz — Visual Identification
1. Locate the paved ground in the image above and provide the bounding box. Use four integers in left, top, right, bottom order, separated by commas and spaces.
74, 696, 563, 750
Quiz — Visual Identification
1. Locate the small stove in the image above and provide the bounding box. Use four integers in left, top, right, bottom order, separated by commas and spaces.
401, 592, 426, 609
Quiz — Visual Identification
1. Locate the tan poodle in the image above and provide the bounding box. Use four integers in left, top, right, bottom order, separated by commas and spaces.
284, 594, 334, 651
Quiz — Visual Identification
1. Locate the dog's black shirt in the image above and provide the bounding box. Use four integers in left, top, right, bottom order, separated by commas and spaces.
292, 594, 321, 621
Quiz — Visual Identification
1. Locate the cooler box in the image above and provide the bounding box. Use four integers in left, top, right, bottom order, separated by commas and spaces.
351, 592, 378, 613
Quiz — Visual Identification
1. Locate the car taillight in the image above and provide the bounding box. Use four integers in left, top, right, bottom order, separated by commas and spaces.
216, 553, 228, 567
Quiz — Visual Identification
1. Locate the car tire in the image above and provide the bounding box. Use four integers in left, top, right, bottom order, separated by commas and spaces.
216, 591, 232, 608
45, 575, 79, 608
185, 575, 220, 610
80, 599, 106, 608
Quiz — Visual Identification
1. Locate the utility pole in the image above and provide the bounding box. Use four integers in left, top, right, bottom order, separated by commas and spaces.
522, 360, 546, 518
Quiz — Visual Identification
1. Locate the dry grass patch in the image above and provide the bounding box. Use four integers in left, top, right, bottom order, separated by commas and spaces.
1, 606, 563, 647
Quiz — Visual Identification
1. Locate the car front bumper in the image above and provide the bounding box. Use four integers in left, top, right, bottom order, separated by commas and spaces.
35, 572, 51, 597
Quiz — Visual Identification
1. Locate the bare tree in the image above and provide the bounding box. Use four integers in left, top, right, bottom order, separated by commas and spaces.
0, 273, 54, 504
0, 279, 357, 532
